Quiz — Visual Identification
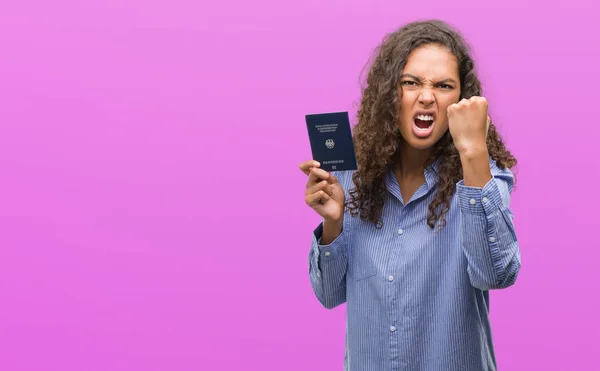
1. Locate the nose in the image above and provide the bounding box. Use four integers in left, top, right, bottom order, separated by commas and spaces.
419, 89, 435, 106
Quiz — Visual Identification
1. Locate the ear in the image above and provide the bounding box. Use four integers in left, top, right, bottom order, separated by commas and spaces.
486, 115, 490, 134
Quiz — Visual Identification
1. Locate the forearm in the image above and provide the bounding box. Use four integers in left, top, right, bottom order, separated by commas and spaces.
320, 218, 343, 245
308, 221, 348, 309
457, 156, 521, 290
459, 146, 492, 188
460, 202, 521, 290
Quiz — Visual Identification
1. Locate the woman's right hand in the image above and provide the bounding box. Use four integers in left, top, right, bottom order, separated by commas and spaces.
299, 160, 345, 223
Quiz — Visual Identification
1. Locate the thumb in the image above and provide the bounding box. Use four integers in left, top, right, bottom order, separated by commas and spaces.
328, 173, 339, 184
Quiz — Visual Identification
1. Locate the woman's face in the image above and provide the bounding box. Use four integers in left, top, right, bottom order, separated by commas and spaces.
397, 44, 462, 151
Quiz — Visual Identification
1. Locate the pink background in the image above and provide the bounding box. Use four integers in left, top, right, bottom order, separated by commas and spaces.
1, 0, 599, 370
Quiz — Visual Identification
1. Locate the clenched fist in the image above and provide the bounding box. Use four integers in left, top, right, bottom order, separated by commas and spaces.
299, 160, 345, 223
447, 96, 491, 154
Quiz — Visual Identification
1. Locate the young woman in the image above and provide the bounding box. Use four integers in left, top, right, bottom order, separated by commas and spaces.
299, 20, 521, 371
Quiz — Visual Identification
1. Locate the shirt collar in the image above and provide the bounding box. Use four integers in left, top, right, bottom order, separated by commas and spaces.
384, 159, 440, 204
424, 159, 440, 188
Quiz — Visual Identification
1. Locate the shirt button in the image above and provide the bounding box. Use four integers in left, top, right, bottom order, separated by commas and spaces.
469, 198, 476, 205
324, 251, 331, 257
397, 229, 404, 235
489, 237, 496, 242
482, 197, 488, 203
390, 326, 397, 332
388, 275, 394, 282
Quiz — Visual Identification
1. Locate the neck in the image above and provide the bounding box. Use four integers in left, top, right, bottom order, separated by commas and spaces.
394, 142, 432, 179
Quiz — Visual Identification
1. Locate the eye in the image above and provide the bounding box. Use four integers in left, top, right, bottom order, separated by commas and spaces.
401, 81, 417, 86
438, 84, 453, 90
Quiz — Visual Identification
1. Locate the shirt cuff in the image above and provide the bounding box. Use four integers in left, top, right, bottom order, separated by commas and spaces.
313, 222, 346, 262
456, 177, 504, 215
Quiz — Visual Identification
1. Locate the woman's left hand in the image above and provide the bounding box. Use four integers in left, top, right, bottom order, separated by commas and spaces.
447, 96, 490, 154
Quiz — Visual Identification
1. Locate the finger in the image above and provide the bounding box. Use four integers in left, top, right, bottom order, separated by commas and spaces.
447, 104, 457, 116
306, 180, 333, 197
306, 167, 330, 187
307, 170, 319, 188
299, 160, 321, 175
305, 190, 330, 207
328, 173, 339, 185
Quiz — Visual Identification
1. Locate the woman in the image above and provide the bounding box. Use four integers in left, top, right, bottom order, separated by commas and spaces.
299, 20, 521, 370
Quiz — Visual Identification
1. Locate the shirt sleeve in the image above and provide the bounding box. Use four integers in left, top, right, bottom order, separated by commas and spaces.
308, 218, 349, 309
456, 158, 522, 291
307, 172, 351, 309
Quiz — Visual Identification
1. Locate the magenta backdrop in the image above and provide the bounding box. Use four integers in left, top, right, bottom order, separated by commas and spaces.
1, 0, 599, 370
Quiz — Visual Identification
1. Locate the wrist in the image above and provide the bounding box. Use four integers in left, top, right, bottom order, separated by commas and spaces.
459, 145, 492, 188
321, 217, 343, 245
457, 141, 489, 158
323, 216, 343, 230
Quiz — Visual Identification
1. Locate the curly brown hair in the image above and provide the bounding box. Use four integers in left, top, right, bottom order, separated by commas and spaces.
346, 19, 517, 229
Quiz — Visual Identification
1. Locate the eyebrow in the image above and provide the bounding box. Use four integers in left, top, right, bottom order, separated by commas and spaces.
400, 74, 458, 84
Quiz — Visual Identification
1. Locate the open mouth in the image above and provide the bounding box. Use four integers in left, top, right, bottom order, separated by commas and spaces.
414, 114, 434, 129
412, 111, 436, 138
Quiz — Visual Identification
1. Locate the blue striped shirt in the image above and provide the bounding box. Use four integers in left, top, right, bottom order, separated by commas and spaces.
308, 156, 521, 371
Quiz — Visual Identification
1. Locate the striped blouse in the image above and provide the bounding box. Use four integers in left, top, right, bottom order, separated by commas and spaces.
308, 156, 521, 371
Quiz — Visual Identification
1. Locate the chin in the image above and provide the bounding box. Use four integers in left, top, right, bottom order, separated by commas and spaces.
404, 138, 437, 150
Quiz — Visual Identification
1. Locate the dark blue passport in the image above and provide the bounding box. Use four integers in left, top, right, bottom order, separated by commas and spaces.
305, 111, 358, 172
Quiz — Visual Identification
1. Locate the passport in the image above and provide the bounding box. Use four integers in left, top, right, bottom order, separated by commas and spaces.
305, 111, 358, 172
